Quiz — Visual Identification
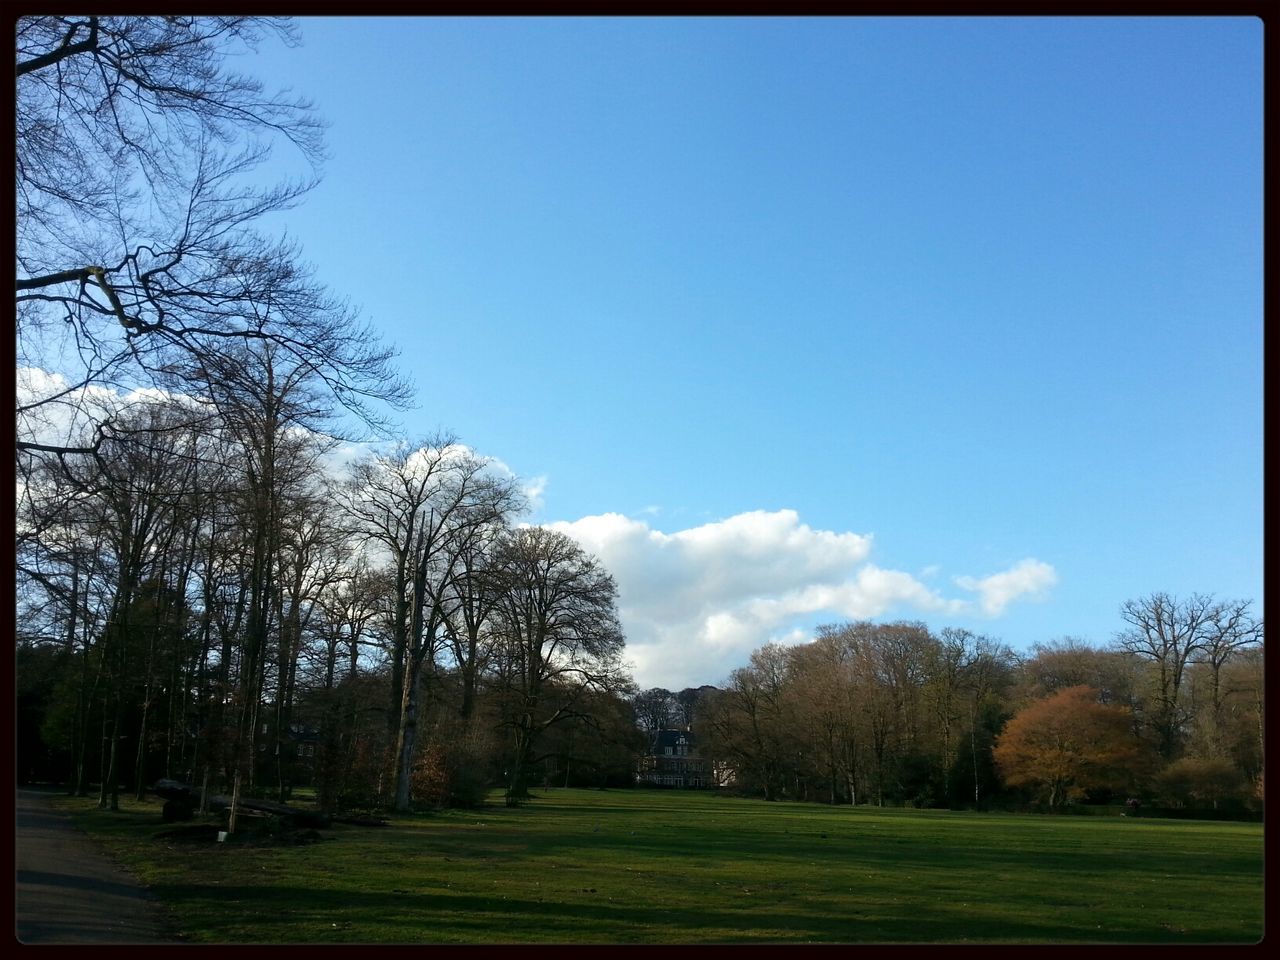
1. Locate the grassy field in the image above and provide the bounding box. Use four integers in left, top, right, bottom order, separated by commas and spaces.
55, 787, 1263, 944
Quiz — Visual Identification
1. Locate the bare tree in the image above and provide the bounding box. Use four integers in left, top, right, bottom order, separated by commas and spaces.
700, 645, 796, 801
674, 686, 711, 729
1116, 592, 1221, 760
17, 16, 409, 461
785, 633, 858, 804
440, 504, 516, 725
955, 633, 1017, 807
345, 439, 521, 811
311, 558, 387, 811
201, 346, 334, 805
632, 688, 677, 742
20, 400, 204, 809
489, 527, 626, 804
1191, 600, 1263, 757
267, 476, 350, 800
17, 452, 115, 795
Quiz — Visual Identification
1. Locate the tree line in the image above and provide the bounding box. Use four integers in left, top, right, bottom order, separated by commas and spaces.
15, 17, 639, 813
16, 398, 643, 810
14, 17, 1263, 820
668, 596, 1261, 813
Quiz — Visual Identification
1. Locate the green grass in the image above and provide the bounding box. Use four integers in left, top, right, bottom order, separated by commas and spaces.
54, 788, 1263, 944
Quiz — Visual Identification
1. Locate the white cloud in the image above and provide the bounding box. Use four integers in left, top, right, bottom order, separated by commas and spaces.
19, 369, 548, 512
506, 465, 547, 513
17, 367, 227, 463
19, 369, 1058, 693
548, 510, 1056, 690
318, 443, 369, 476
954, 559, 1058, 616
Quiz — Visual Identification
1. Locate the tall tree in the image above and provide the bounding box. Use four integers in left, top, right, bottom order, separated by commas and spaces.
345, 439, 520, 811
44, 400, 203, 808
310, 558, 385, 811
440, 502, 513, 725
699, 645, 796, 801
785, 632, 859, 804
267, 476, 349, 800
1192, 599, 1263, 757
16, 439, 114, 794
1116, 592, 1221, 760
199, 345, 334, 800
955, 633, 1018, 807
489, 527, 626, 804
17, 15, 409, 460
632, 688, 677, 742
16, 16, 409, 814
674, 686, 712, 729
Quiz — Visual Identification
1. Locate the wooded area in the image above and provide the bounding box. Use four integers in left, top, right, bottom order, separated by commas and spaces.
15, 17, 1263, 821
677, 604, 1262, 812
14, 17, 635, 814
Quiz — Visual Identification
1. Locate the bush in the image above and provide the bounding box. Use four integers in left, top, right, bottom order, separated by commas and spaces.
444, 725, 499, 807
409, 743, 451, 809
409, 724, 499, 810
338, 735, 392, 812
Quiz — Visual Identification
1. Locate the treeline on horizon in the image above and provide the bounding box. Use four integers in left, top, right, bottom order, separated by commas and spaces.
16, 398, 642, 811
14, 18, 1263, 822
15, 15, 632, 813
17, 485, 1263, 821
649, 598, 1262, 816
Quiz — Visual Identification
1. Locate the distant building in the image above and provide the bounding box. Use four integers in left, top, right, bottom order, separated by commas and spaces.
255, 715, 323, 788
636, 728, 734, 789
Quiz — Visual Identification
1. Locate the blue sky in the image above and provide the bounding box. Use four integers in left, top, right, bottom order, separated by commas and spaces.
238, 16, 1261, 688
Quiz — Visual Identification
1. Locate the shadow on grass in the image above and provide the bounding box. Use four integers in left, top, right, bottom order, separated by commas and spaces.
145, 878, 1250, 944
70, 792, 1262, 945
17, 869, 158, 899
403, 817, 1262, 882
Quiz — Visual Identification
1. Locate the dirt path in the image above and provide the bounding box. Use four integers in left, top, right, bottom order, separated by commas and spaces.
15, 786, 178, 944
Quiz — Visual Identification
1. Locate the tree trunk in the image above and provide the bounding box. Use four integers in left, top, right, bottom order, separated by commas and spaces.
971, 697, 981, 807
73, 643, 105, 797
133, 696, 150, 801
102, 699, 122, 812
506, 721, 534, 804
392, 668, 419, 812
228, 768, 242, 834
461, 670, 476, 723
199, 765, 211, 815
97, 710, 111, 809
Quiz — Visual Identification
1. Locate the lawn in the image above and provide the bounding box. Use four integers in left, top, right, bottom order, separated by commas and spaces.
55, 788, 1263, 944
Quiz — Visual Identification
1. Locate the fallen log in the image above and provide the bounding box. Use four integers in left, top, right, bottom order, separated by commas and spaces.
331, 814, 389, 827
152, 779, 330, 828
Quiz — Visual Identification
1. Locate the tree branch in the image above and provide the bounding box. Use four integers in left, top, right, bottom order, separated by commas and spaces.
16, 17, 98, 77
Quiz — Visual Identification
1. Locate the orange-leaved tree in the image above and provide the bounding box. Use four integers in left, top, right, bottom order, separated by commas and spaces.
993, 685, 1140, 807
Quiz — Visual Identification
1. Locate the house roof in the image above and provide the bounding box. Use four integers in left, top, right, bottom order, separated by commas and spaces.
650, 728, 694, 750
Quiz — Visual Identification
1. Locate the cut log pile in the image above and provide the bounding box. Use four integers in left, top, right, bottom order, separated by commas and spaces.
151, 779, 386, 829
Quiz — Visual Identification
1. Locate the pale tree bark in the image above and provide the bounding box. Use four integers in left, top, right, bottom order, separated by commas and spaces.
345, 439, 522, 812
